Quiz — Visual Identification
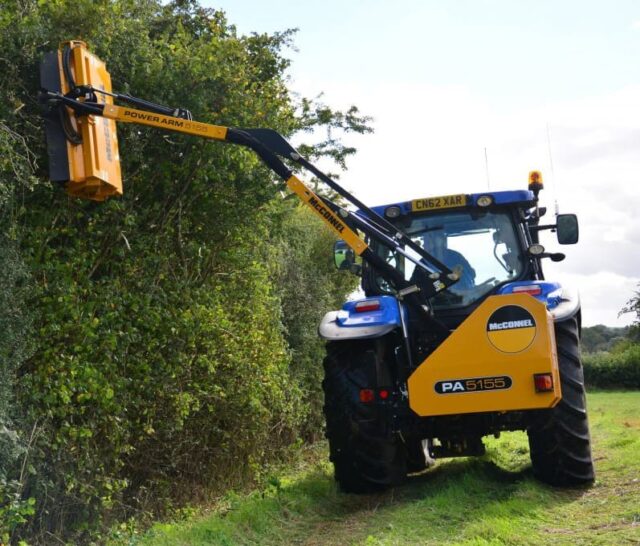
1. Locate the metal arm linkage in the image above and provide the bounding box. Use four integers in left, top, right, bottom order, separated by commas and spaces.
41, 83, 456, 330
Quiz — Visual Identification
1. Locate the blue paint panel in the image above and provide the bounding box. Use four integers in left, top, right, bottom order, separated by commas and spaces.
470, 190, 534, 206
368, 202, 412, 216
337, 295, 402, 328
497, 280, 563, 310
366, 189, 535, 218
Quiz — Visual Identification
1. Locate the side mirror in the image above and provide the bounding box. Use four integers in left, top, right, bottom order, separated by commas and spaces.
556, 214, 579, 244
333, 241, 355, 270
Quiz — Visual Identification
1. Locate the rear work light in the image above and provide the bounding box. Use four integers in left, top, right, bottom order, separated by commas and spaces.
354, 299, 381, 312
384, 205, 402, 218
528, 243, 545, 256
477, 195, 494, 207
533, 373, 554, 392
512, 285, 543, 296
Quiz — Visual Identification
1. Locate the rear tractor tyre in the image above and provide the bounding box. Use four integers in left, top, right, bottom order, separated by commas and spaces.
527, 315, 595, 486
323, 340, 406, 493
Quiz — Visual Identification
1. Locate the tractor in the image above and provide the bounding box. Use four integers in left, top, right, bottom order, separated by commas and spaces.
39, 41, 594, 493
320, 185, 593, 491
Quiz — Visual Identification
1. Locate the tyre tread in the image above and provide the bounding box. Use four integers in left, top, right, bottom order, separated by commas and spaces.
323, 340, 406, 493
528, 316, 595, 486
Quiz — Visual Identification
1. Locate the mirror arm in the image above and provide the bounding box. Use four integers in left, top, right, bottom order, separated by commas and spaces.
538, 252, 566, 262
529, 223, 557, 232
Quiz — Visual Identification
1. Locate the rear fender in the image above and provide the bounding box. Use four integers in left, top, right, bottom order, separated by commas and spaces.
319, 295, 402, 341
497, 281, 580, 322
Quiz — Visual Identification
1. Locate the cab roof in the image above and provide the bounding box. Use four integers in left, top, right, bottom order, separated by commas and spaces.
368, 189, 535, 217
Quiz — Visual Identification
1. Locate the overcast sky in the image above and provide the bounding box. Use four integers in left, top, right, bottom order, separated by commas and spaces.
203, 0, 640, 327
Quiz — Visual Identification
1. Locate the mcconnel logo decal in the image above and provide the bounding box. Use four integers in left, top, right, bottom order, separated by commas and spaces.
487, 305, 536, 353
308, 196, 345, 233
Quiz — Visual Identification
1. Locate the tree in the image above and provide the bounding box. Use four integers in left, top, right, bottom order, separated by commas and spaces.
620, 283, 640, 342
581, 325, 629, 353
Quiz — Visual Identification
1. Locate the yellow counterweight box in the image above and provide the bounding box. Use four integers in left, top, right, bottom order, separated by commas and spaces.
408, 293, 561, 417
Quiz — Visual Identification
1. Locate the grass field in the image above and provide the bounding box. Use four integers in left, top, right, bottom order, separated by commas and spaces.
109, 391, 640, 545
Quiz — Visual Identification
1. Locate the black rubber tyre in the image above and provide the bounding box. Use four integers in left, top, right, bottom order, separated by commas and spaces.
322, 339, 406, 493
527, 315, 595, 486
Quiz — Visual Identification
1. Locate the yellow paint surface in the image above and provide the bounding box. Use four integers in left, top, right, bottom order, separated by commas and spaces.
286, 175, 368, 255
408, 294, 561, 417
60, 41, 123, 201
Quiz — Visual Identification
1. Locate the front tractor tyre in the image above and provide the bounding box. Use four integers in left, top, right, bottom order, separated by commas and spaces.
527, 315, 595, 486
322, 340, 406, 493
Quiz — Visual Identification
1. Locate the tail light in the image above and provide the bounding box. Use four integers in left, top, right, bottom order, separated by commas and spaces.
533, 373, 554, 392
354, 299, 381, 312
513, 285, 542, 296
359, 389, 375, 403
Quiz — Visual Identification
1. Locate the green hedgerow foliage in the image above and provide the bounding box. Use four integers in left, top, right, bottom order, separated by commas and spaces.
582, 287, 640, 389
0, 230, 35, 545
0, 0, 363, 542
583, 344, 640, 389
271, 205, 358, 438
0, 98, 37, 546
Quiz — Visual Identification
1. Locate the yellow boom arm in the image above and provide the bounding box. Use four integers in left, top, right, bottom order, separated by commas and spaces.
102, 104, 367, 255
39, 40, 457, 311
40, 41, 367, 256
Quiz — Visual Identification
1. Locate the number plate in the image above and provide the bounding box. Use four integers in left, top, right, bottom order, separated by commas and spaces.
411, 194, 468, 212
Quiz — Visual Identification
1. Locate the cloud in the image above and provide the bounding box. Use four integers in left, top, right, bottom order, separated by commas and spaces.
544, 270, 639, 327
291, 78, 640, 325
546, 127, 640, 170
632, 20, 640, 30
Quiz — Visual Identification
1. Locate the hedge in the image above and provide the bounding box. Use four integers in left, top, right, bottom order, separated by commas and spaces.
583, 344, 640, 389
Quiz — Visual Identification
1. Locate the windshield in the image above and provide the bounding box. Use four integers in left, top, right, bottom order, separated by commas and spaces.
374, 210, 525, 308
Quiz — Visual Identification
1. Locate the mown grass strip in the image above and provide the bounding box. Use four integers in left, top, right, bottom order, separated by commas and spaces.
109, 391, 640, 546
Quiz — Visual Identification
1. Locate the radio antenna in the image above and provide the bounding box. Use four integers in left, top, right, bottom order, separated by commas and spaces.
484, 147, 491, 190
546, 124, 559, 215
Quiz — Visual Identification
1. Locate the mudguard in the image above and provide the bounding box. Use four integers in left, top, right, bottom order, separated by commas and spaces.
318, 295, 402, 341
497, 281, 581, 322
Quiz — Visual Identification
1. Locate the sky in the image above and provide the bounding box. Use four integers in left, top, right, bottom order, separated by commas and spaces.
202, 0, 640, 327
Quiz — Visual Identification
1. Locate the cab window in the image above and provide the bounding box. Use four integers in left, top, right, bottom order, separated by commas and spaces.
374, 210, 525, 308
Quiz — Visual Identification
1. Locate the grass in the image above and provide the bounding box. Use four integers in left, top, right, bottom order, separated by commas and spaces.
109, 392, 640, 545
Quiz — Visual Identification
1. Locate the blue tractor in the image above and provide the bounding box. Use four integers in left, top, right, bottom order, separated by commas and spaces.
319, 180, 594, 492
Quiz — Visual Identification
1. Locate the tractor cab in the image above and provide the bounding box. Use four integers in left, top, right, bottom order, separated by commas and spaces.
335, 186, 579, 327
365, 192, 532, 312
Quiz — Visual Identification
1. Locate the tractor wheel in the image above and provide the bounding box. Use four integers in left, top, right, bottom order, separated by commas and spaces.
322, 340, 406, 493
527, 315, 595, 486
